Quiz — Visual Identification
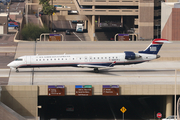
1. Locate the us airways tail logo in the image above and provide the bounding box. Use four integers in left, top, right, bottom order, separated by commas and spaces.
150, 46, 157, 51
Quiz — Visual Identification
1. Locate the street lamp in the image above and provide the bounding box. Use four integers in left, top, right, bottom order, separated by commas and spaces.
26, 0, 28, 24
174, 69, 179, 120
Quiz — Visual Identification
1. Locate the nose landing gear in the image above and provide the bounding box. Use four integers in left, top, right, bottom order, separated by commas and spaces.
94, 68, 99, 73
16, 68, 19, 72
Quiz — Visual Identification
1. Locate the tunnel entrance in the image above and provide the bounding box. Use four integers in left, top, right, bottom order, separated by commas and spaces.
38, 95, 168, 120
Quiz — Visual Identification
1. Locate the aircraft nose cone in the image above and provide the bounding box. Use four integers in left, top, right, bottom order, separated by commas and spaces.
7, 63, 11, 67
7, 62, 15, 67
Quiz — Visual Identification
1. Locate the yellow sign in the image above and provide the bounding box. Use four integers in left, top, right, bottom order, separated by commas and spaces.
120, 106, 127, 113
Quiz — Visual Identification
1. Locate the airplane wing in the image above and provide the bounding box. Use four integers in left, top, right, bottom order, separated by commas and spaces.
77, 61, 116, 68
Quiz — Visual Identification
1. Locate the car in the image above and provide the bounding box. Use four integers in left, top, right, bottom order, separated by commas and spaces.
8, 20, 20, 24
8, 23, 19, 29
35, 11, 44, 18
162, 115, 177, 120
65, 30, 71, 35
66, 105, 74, 112
109, 37, 114, 41
71, 20, 78, 23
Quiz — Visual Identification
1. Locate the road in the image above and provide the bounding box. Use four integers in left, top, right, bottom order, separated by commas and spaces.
53, 21, 90, 41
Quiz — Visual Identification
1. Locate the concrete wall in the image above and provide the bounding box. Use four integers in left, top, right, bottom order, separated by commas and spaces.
87, 15, 95, 41
162, 2, 180, 41
39, 84, 180, 95
161, 2, 173, 40
0, 101, 26, 120
138, 0, 154, 40
0, 14, 8, 34
1, 86, 38, 118
171, 8, 180, 40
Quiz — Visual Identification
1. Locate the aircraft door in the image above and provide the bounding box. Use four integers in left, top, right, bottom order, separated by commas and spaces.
26, 56, 31, 65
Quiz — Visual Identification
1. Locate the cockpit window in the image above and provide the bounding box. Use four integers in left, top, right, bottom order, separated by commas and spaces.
14, 58, 23, 61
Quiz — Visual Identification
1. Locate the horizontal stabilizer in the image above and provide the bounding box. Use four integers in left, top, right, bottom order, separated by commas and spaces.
154, 40, 172, 43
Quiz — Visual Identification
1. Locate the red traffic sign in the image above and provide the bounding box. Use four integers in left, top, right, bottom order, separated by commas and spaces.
157, 112, 162, 118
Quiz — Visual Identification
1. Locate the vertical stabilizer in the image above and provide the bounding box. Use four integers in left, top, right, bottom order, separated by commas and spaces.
138, 39, 170, 54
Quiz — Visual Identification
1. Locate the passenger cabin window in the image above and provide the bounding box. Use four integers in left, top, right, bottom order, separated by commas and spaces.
15, 58, 23, 61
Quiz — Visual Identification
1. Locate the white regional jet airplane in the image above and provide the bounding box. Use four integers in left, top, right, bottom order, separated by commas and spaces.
7, 38, 170, 72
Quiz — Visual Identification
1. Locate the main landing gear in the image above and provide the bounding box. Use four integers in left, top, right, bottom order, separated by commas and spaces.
94, 68, 99, 73
16, 68, 19, 72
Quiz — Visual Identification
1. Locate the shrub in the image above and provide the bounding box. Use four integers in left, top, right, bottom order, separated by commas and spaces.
21, 24, 49, 41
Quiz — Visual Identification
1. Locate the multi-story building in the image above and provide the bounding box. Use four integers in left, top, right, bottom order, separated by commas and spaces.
162, 0, 180, 41
29, 0, 164, 41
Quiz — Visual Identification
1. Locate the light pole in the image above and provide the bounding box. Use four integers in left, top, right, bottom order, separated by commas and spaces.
174, 69, 180, 120
26, 0, 28, 24
175, 69, 177, 120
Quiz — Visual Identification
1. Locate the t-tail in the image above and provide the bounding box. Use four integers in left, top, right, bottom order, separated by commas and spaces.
138, 38, 171, 55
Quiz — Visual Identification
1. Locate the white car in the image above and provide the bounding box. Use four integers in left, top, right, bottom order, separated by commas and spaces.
162, 115, 177, 120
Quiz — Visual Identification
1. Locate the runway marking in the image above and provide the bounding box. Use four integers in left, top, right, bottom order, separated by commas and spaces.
69, 20, 73, 29
73, 32, 83, 41
68, 20, 83, 41
33, 75, 178, 77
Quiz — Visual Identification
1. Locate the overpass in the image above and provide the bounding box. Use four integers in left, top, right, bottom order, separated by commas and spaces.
0, 41, 179, 119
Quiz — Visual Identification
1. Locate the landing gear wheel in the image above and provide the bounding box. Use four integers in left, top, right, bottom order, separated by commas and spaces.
16, 68, 19, 72
94, 68, 99, 73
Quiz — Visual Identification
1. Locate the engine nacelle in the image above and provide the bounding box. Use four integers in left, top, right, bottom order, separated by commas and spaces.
124, 51, 141, 60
